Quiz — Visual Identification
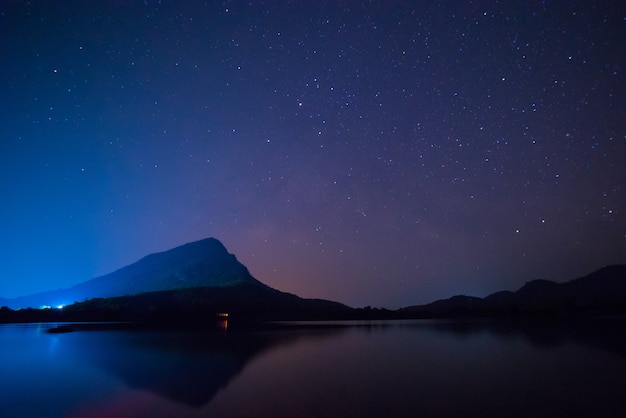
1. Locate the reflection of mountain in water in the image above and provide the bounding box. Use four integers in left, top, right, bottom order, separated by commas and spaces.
64, 326, 343, 407
399, 318, 626, 359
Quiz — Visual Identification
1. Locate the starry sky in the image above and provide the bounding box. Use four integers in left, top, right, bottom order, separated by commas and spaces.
1, 1, 624, 308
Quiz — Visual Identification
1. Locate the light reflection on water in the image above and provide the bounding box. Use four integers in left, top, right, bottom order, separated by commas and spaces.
0, 319, 625, 417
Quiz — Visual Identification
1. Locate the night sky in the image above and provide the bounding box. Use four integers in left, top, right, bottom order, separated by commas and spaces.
1, 1, 624, 308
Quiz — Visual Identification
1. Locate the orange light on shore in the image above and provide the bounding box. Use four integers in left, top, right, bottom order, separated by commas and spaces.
216, 312, 229, 331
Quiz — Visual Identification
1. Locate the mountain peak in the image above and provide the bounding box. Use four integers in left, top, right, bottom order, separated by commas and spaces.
2, 237, 264, 309
162, 237, 228, 255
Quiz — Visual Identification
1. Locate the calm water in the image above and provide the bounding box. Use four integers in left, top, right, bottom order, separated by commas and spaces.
1, 319, 625, 418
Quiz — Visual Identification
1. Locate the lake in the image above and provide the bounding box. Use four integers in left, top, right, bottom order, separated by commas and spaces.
1, 319, 625, 417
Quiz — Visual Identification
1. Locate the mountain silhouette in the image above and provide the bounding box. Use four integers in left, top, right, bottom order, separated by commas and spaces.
0, 237, 352, 320
400, 265, 626, 317
2, 238, 624, 319
0, 238, 298, 309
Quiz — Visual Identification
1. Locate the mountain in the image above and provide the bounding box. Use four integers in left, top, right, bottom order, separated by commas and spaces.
1, 238, 273, 309
3, 237, 624, 320
400, 265, 626, 317
482, 265, 626, 312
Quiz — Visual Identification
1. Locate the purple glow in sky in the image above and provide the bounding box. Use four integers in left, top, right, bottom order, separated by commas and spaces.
1, 1, 624, 308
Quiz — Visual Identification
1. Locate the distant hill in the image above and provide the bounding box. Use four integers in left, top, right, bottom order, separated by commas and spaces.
400, 265, 626, 317
1, 238, 274, 309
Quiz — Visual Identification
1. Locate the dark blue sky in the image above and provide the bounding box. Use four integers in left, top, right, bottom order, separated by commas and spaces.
1, 1, 624, 308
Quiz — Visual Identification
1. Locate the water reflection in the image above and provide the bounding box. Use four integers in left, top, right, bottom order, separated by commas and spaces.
63, 325, 345, 407
394, 318, 626, 358
1, 319, 625, 417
